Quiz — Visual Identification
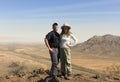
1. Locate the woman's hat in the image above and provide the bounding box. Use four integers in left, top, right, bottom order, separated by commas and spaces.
61, 23, 71, 29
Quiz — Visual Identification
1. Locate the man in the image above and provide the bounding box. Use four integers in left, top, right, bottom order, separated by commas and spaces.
44, 23, 60, 82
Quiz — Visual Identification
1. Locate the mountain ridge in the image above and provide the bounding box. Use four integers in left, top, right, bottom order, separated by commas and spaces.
73, 34, 120, 57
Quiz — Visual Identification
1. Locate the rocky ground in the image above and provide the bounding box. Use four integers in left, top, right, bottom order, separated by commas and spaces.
0, 69, 120, 82
0, 39, 120, 82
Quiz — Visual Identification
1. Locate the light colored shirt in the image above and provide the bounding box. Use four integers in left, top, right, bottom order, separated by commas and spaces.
60, 34, 78, 48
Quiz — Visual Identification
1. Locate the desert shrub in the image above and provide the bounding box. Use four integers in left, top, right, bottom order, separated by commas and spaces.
104, 64, 120, 77
8, 62, 20, 68
8, 61, 47, 77
32, 68, 45, 74
8, 62, 28, 77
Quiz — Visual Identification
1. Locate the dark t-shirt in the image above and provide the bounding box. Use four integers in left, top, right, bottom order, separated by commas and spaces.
45, 31, 60, 48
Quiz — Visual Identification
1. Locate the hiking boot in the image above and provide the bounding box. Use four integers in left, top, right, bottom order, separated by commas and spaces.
64, 75, 70, 80
67, 74, 72, 80
52, 76, 59, 82
57, 71, 62, 77
64, 74, 72, 80
68, 74, 72, 76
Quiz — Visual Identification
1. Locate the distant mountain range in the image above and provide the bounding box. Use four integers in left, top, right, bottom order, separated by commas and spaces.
73, 34, 120, 58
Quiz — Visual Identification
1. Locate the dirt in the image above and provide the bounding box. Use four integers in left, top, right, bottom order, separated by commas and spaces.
0, 69, 120, 82
0, 43, 120, 82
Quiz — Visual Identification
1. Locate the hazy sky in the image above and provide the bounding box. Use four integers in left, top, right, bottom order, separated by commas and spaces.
0, 0, 120, 43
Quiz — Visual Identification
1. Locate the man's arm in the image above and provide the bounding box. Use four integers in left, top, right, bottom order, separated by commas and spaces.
44, 38, 53, 52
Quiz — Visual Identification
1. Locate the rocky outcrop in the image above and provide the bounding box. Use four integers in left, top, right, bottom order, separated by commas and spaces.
74, 34, 120, 57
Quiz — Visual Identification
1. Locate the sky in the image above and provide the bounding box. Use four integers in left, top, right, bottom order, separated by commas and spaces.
0, 0, 120, 43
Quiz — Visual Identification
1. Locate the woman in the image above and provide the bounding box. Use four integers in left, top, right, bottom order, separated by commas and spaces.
60, 23, 78, 80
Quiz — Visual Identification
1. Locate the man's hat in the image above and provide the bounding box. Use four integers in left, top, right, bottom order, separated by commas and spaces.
61, 23, 71, 29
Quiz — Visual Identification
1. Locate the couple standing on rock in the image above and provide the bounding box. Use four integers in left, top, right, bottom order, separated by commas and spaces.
44, 22, 78, 82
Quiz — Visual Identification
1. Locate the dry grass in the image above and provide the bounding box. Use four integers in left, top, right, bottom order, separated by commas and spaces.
104, 64, 120, 78
0, 48, 47, 76
8, 61, 28, 76
1, 43, 120, 76
0, 43, 120, 82
8, 61, 46, 77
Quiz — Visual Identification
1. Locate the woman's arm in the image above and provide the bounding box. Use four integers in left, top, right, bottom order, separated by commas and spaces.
68, 34, 78, 47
